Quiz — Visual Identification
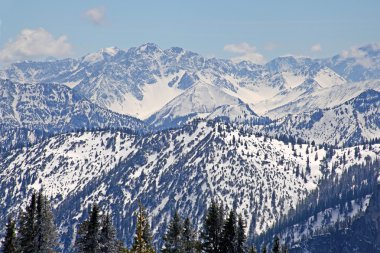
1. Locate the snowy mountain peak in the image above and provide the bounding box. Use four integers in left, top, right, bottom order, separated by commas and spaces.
100, 46, 121, 56
135, 42, 163, 55
145, 81, 246, 128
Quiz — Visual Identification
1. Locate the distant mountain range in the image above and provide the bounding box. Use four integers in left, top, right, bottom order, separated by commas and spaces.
1, 43, 379, 121
1, 43, 379, 145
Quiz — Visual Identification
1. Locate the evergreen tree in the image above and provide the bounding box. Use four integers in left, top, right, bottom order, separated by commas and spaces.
182, 217, 198, 253
248, 246, 257, 253
131, 203, 155, 253
221, 210, 236, 253
76, 220, 90, 253
18, 192, 37, 253
236, 215, 247, 253
162, 212, 183, 253
99, 213, 118, 253
76, 204, 101, 253
201, 200, 224, 253
261, 245, 267, 253
271, 236, 280, 253
281, 245, 289, 253
2, 216, 17, 253
35, 191, 58, 253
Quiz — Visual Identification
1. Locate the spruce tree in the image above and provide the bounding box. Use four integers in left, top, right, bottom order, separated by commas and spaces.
18, 192, 37, 253
76, 220, 90, 253
131, 203, 155, 253
248, 246, 257, 253
271, 236, 280, 253
162, 212, 183, 253
236, 215, 247, 253
221, 210, 236, 253
261, 245, 267, 253
35, 191, 58, 253
281, 245, 289, 253
182, 217, 198, 253
76, 204, 101, 253
201, 200, 224, 253
99, 213, 118, 253
2, 216, 17, 253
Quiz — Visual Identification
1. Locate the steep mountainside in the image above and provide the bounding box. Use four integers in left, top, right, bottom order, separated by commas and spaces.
1, 121, 379, 251
255, 79, 380, 119
0, 79, 145, 151
261, 89, 380, 146
299, 183, 380, 253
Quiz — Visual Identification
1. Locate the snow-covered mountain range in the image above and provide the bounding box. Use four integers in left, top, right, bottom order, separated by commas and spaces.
1, 43, 379, 145
1, 43, 379, 125
1, 121, 378, 251
0, 43, 380, 252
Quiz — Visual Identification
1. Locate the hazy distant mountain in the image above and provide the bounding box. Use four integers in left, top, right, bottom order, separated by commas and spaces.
2, 43, 378, 126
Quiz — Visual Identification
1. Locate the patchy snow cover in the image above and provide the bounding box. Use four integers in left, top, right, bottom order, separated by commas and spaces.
261, 89, 380, 146
281, 196, 372, 245
1, 121, 379, 248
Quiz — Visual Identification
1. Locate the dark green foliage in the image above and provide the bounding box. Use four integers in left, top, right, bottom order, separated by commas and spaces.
16, 191, 58, 253
100, 213, 118, 253
76, 204, 101, 253
18, 192, 37, 253
76, 204, 121, 253
201, 200, 224, 253
35, 191, 58, 252
248, 246, 257, 253
182, 217, 199, 253
162, 212, 183, 253
236, 215, 247, 253
131, 203, 155, 253
271, 236, 280, 253
221, 210, 236, 253
2, 216, 17, 253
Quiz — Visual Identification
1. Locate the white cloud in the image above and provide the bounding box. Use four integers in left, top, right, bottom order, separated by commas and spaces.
311, 43, 322, 52
85, 7, 105, 25
224, 42, 266, 64
0, 28, 73, 64
339, 44, 380, 68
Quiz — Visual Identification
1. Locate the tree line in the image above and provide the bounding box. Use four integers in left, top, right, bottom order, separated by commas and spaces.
2, 195, 288, 253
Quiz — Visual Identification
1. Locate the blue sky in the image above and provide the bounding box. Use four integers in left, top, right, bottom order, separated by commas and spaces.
0, 0, 379, 64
